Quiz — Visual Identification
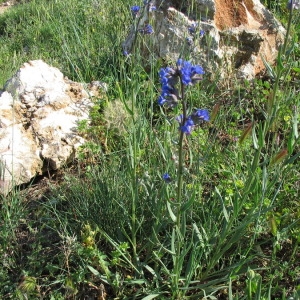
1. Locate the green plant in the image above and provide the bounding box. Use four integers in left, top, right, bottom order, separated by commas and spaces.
0, 0, 299, 299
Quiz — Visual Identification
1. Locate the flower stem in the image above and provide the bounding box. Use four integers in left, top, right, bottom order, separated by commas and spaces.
176, 80, 186, 221
172, 79, 186, 297
282, 6, 293, 56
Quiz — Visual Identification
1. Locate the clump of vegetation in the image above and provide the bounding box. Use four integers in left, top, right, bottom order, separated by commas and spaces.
0, 0, 299, 299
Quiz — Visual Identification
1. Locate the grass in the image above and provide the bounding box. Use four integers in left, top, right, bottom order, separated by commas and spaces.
0, 0, 299, 299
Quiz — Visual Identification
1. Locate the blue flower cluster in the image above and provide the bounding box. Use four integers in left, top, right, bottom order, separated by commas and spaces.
157, 66, 178, 107
131, 2, 156, 18
177, 109, 210, 135
158, 59, 205, 107
139, 24, 154, 34
124, 4, 156, 56
130, 4, 155, 34
177, 59, 205, 85
186, 22, 205, 46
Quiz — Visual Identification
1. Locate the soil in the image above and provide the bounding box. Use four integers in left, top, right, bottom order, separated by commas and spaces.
0, 0, 23, 14
0, 4, 10, 14
214, 0, 263, 30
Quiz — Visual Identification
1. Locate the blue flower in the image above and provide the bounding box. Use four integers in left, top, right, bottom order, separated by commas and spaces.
131, 5, 140, 17
157, 86, 179, 107
159, 67, 176, 83
161, 84, 176, 97
188, 23, 204, 38
177, 59, 204, 85
177, 60, 193, 85
188, 22, 198, 34
190, 109, 210, 123
157, 61, 204, 107
157, 66, 180, 106
191, 65, 205, 75
177, 110, 209, 134
159, 72, 178, 89
158, 95, 167, 106
139, 24, 154, 34
149, 4, 156, 11
180, 117, 195, 134
186, 37, 193, 46
163, 173, 172, 183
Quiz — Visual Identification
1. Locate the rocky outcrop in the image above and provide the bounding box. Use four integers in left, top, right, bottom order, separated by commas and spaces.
123, 0, 286, 80
0, 60, 105, 194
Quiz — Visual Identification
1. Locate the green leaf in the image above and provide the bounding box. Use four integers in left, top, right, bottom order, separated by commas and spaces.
261, 55, 276, 79
116, 81, 134, 116
192, 223, 207, 247
252, 123, 259, 149
155, 137, 167, 161
239, 122, 253, 145
269, 215, 277, 236
293, 111, 299, 139
180, 195, 194, 213
292, 67, 300, 73
124, 279, 146, 285
167, 201, 177, 222
215, 187, 229, 222
87, 265, 100, 276
257, 122, 265, 149
141, 294, 161, 300
284, 151, 300, 165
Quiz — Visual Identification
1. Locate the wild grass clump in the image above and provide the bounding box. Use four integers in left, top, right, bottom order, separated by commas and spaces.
0, 0, 299, 299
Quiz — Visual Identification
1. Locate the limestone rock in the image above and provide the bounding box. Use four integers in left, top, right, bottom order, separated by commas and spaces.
0, 60, 105, 194
123, 0, 286, 80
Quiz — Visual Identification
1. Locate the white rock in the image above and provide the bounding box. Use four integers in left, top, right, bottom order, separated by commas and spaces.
0, 60, 106, 194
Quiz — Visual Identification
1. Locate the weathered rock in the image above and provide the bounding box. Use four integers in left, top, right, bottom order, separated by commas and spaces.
123, 0, 286, 80
0, 60, 105, 194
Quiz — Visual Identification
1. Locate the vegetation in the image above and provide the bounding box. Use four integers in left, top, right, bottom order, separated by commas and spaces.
0, 0, 299, 299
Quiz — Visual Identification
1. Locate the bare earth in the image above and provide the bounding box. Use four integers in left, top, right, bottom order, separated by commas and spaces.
0, 1, 17, 14
0, 6, 9, 14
